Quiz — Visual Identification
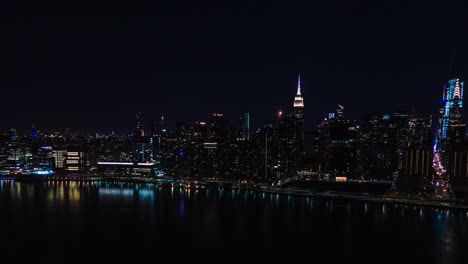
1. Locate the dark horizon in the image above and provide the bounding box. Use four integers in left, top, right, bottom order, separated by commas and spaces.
2, 1, 467, 132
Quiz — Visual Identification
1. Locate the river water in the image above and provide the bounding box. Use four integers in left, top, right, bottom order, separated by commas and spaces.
0, 180, 466, 263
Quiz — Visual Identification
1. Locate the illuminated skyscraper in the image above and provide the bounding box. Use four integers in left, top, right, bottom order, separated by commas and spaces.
293, 75, 304, 146
433, 75, 466, 195
293, 74, 304, 118
241, 113, 252, 141
287, 75, 305, 174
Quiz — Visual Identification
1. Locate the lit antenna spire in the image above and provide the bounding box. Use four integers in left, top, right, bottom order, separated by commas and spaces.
453, 79, 461, 99
297, 74, 302, 95
293, 74, 304, 108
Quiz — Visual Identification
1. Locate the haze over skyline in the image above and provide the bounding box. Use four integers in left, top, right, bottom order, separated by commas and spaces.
1, 1, 467, 131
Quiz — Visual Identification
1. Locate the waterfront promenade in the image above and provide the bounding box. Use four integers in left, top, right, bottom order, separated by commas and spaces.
1, 174, 467, 211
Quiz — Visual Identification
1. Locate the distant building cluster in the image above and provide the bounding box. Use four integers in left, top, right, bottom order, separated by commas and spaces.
1, 74, 468, 196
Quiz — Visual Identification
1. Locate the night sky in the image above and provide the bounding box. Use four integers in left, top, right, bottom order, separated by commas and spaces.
1, 1, 468, 132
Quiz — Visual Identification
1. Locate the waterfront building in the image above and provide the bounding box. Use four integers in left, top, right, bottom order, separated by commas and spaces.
357, 112, 395, 181
64, 150, 87, 173
31, 146, 55, 170
396, 113, 434, 192
257, 121, 275, 179
96, 161, 156, 176
319, 105, 358, 180
303, 130, 322, 176
0, 130, 28, 171
53, 149, 67, 172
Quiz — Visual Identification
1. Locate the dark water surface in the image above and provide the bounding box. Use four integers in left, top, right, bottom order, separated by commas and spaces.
0, 180, 467, 263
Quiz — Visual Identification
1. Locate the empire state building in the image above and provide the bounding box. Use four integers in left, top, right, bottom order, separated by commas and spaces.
293, 75, 304, 118
292, 74, 305, 170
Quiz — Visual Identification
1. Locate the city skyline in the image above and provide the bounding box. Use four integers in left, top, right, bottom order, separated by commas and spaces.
1, 70, 461, 135
2, 2, 468, 261
2, 1, 468, 130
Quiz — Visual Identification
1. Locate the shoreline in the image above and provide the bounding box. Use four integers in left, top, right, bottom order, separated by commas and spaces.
253, 186, 468, 211
2, 176, 468, 211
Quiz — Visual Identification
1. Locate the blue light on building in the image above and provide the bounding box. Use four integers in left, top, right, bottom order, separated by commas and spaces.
31, 169, 55, 175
